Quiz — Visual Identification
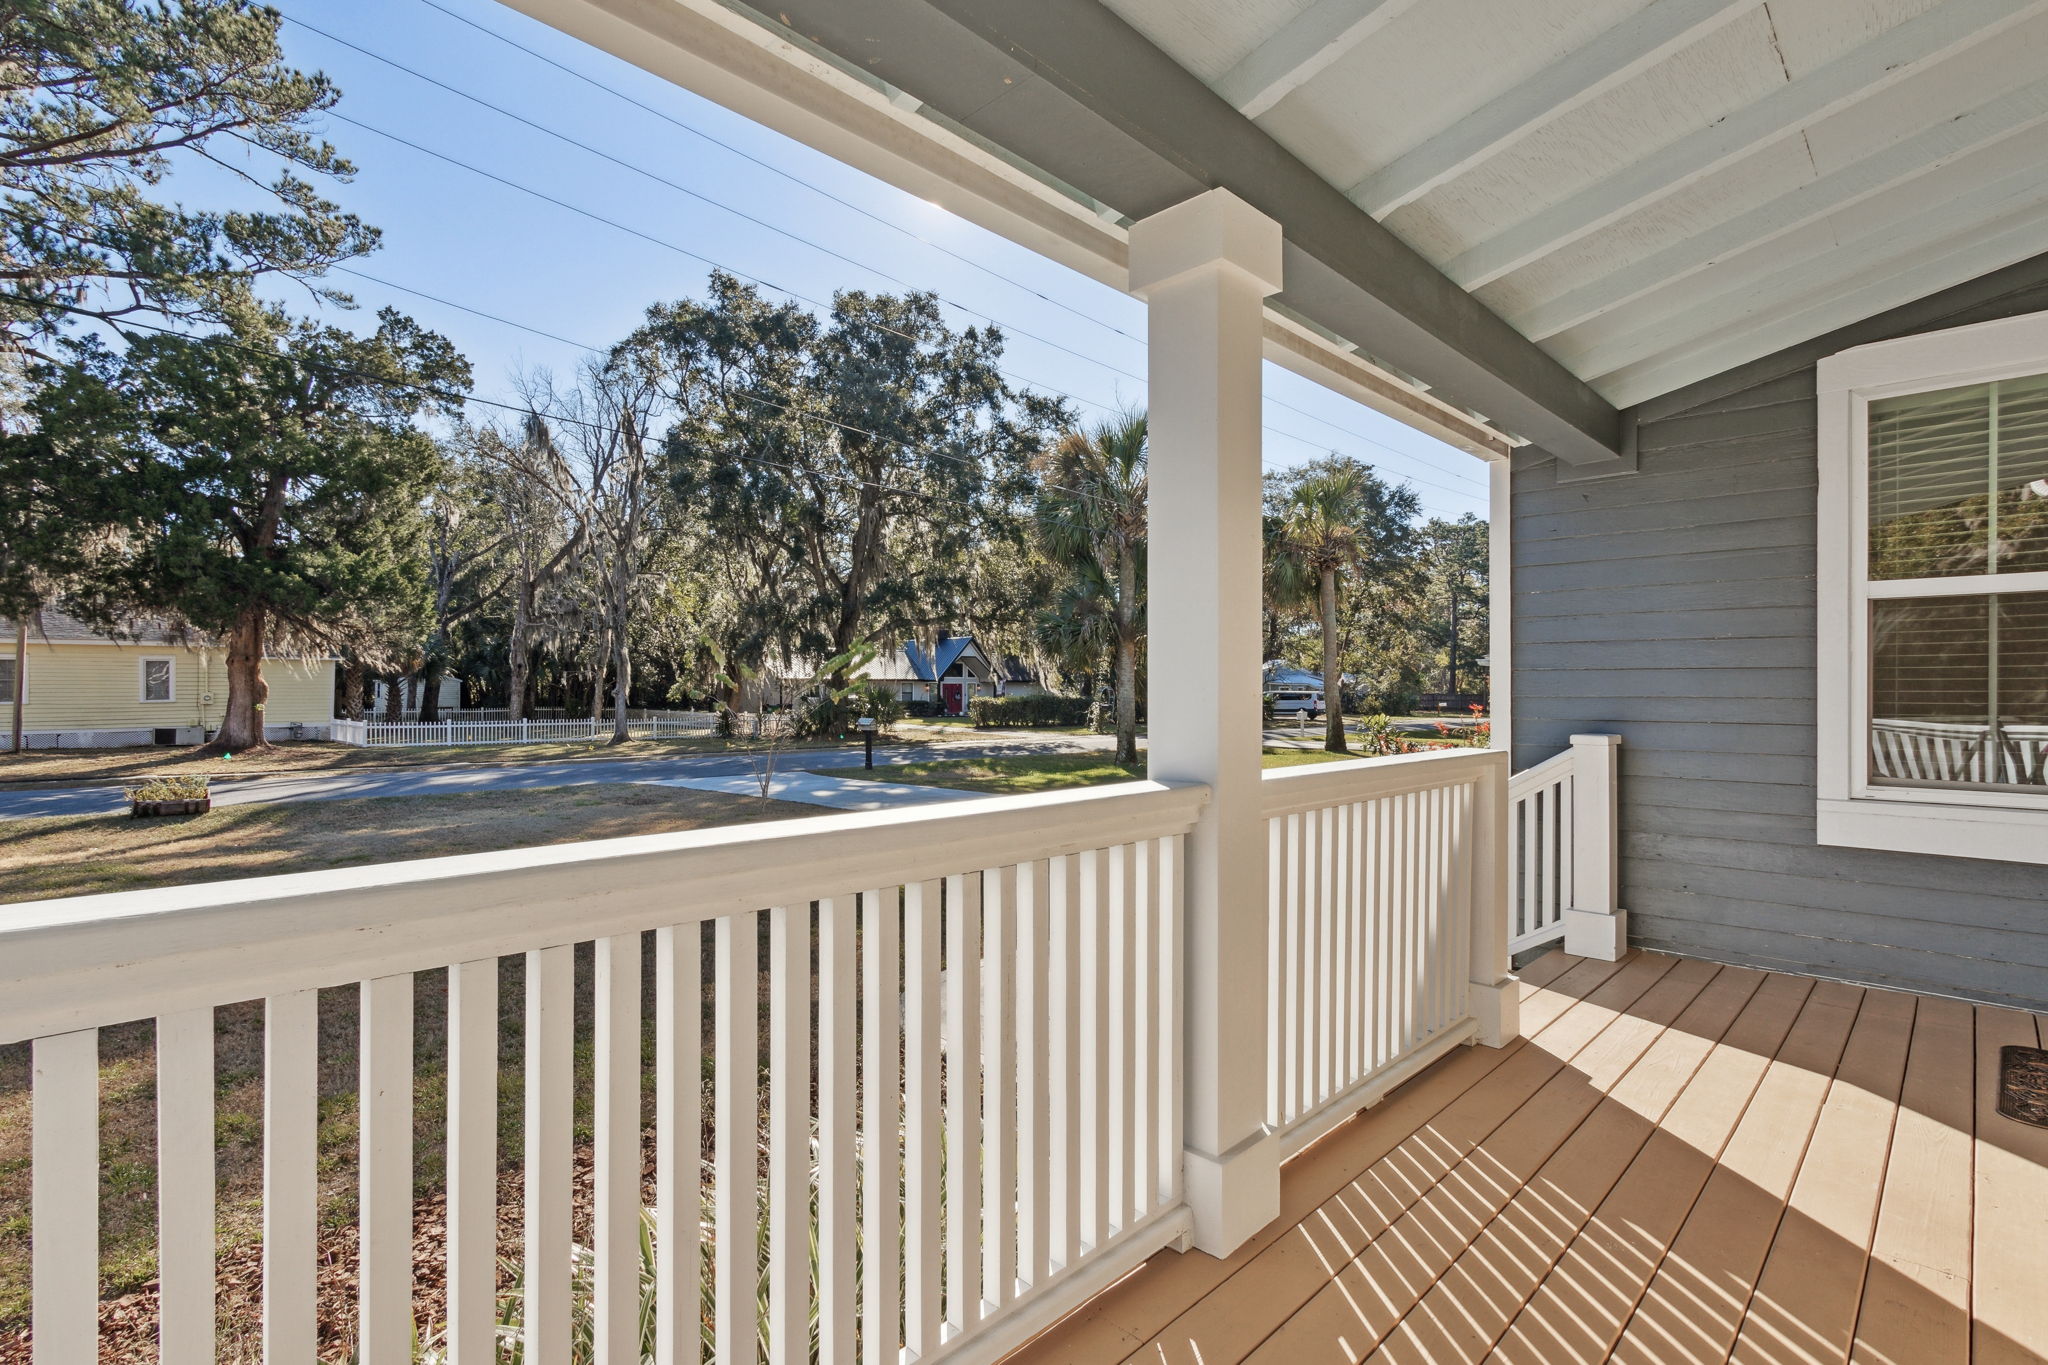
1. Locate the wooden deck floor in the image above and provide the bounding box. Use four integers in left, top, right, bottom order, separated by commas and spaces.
1005, 949, 2048, 1365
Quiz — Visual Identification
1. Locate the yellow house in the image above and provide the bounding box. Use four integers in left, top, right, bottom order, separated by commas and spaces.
1, 610, 336, 748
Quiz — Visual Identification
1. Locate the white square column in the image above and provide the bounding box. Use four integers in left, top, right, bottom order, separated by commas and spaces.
1132, 189, 1283, 1257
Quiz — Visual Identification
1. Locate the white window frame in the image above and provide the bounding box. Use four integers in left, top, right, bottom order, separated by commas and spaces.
138, 655, 176, 704
1816, 308, 2048, 866
0, 652, 20, 706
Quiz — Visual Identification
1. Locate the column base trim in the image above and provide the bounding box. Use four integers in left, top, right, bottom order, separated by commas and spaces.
1564, 906, 1629, 962
1181, 1127, 1281, 1257
1468, 975, 1521, 1048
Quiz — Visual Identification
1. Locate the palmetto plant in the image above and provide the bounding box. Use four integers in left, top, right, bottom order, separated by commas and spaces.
1266, 458, 1419, 754
1034, 412, 1147, 764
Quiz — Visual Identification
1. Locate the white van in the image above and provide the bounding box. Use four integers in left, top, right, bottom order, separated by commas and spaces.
1268, 687, 1324, 720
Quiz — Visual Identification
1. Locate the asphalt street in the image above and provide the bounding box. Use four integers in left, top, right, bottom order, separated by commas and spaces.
0, 734, 1111, 820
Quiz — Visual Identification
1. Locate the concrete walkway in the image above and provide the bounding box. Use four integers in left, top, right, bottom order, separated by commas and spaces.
635, 772, 990, 811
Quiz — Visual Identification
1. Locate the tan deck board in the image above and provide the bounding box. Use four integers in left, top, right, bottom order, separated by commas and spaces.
1368, 964, 1768, 1365
1000, 953, 2048, 1365
1727, 986, 1916, 1365
1240, 958, 1720, 1364
1973, 1009, 2048, 1365
1488, 969, 1817, 1365
1849, 993, 1976, 1365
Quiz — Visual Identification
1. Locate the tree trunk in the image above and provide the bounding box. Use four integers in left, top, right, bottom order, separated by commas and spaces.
205, 604, 272, 753
340, 661, 366, 721
609, 617, 632, 745
418, 655, 446, 724
382, 676, 405, 723
588, 655, 606, 722
1114, 550, 1140, 765
507, 583, 531, 722
1321, 567, 1346, 754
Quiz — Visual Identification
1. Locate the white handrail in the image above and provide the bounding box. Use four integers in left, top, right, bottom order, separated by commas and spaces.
0, 781, 1206, 1045
1505, 734, 1624, 959
6, 779, 1206, 1364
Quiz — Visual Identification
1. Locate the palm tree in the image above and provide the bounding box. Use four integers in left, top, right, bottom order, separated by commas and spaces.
1034, 412, 1146, 764
1267, 457, 1419, 753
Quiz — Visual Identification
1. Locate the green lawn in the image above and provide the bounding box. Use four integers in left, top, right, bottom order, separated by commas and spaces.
821, 746, 1365, 795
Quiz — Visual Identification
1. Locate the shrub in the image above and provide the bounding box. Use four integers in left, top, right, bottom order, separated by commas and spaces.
795, 683, 904, 739
966, 693, 1090, 729
126, 775, 210, 801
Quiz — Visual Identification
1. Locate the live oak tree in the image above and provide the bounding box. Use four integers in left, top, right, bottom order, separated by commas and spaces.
0, 0, 376, 357
0, 305, 469, 751
632, 272, 1063, 685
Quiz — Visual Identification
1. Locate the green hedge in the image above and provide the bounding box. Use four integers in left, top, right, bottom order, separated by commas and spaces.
966, 693, 1090, 729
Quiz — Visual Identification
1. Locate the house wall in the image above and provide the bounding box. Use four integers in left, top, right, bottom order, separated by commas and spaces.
1512, 254, 2048, 1011
10, 643, 335, 746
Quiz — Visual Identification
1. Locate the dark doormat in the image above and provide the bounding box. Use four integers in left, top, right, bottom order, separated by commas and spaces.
1998, 1045, 2048, 1127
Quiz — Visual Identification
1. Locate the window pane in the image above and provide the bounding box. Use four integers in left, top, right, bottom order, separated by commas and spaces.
143, 659, 171, 701
1870, 591, 2048, 789
1868, 373, 2048, 580
0, 657, 14, 704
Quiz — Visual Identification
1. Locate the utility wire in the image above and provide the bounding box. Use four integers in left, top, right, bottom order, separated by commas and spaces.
14, 296, 1083, 521
290, 8, 1488, 498
401, 0, 1150, 349
330, 263, 1472, 521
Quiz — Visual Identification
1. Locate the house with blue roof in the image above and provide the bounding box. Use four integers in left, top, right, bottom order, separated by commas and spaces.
857, 634, 1040, 715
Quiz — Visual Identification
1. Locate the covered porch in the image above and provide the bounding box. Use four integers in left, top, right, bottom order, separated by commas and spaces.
8, 0, 2048, 1361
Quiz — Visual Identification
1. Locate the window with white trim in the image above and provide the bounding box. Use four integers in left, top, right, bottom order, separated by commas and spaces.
1817, 311, 2048, 865
140, 656, 174, 703
0, 654, 18, 705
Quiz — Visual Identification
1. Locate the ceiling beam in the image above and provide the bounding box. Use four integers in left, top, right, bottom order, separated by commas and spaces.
1592, 200, 2048, 406
1349, 0, 1753, 217
1442, 0, 2047, 289
1510, 75, 2048, 341
1213, 0, 1420, 120
1568, 163, 2048, 380
744, 0, 1623, 463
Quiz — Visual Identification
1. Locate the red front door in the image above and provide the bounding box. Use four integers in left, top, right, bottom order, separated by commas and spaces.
942, 682, 964, 715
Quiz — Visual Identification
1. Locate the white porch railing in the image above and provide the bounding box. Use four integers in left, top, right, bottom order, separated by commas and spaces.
1, 748, 1558, 1361
329, 711, 717, 747
1, 782, 1202, 1365
1261, 748, 1501, 1153
1506, 734, 1624, 957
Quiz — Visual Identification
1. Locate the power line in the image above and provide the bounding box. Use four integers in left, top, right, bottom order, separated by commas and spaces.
287, 8, 1488, 499
330, 263, 1473, 521
15, 297, 1066, 522
400, 0, 1150, 350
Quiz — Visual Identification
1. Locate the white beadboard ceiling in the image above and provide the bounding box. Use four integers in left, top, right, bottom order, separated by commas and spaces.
1098, 0, 2048, 406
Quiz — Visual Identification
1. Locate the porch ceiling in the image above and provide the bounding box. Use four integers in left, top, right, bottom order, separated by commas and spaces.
525, 0, 2048, 460
1097, 0, 2048, 410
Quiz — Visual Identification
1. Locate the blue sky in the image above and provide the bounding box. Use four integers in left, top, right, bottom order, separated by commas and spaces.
215, 0, 1490, 521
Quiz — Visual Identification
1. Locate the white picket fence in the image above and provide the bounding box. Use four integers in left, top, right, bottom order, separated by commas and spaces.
1505, 734, 1622, 956
329, 712, 716, 747
0, 746, 1600, 1362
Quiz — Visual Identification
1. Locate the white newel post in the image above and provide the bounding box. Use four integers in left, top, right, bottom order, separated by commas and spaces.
1469, 751, 1520, 1046
1563, 733, 1627, 959
1132, 188, 1282, 1257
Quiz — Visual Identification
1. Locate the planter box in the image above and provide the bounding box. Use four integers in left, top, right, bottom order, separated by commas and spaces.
130, 797, 211, 818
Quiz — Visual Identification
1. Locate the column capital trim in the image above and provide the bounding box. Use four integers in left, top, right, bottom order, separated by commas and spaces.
1128, 188, 1284, 298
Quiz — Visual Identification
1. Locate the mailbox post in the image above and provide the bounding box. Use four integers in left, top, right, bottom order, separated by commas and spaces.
856, 715, 875, 769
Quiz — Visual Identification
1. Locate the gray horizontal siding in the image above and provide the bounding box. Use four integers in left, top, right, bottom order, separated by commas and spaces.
1512, 255, 2048, 1010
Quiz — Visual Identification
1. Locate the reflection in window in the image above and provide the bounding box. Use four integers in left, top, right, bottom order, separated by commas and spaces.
1869, 374, 2048, 581
1870, 592, 2048, 789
